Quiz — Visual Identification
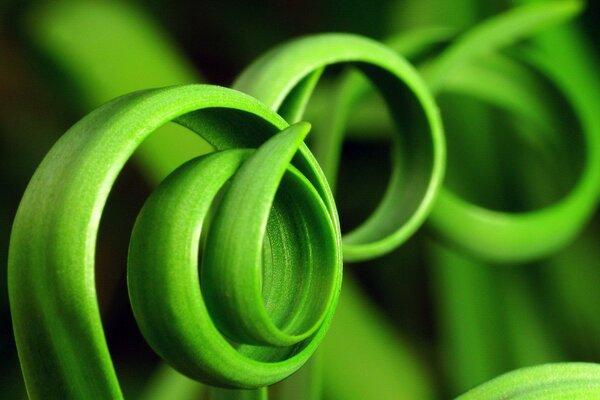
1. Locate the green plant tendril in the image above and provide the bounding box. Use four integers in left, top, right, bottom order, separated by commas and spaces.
9, 21, 444, 398
312, 0, 599, 265
129, 120, 341, 384
234, 33, 446, 261
426, 0, 600, 263
8, 31, 445, 398
25, 3, 439, 397
9, 2, 600, 396
8, 85, 345, 398
429, 46, 600, 262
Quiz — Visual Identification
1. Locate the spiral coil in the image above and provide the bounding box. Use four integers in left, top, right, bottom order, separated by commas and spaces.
8, 34, 443, 398
9, 2, 600, 397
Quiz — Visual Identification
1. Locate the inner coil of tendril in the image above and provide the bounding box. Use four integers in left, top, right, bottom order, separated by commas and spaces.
128, 121, 341, 388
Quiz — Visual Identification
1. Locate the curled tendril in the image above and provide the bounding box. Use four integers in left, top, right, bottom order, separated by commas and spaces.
314, 0, 599, 264
425, 0, 600, 263
8, 33, 443, 398
128, 121, 341, 389
11, 2, 599, 397
8, 85, 342, 398
234, 33, 446, 262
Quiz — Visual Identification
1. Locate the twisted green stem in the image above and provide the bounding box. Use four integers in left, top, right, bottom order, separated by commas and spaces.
8, 32, 445, 398
312, 0, 597, 264
8, 85, 343, 398
234, 33, 445, 261
9, 3, 600, 398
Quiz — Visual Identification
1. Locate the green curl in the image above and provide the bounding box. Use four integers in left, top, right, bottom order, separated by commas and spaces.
129, 122, 341, 388
8, 84, 342, 398
234, 33, 446, 262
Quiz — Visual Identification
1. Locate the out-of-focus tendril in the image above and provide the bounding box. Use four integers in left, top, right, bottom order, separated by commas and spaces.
306, 0, 600, 397
426, 0, 600, 263
313, 0, 599, 264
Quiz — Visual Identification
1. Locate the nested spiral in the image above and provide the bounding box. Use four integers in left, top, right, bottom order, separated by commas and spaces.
8, 85, 342, 398
8, 33, 445, 399
128, 121, 341, 388
9, 3, 600, 400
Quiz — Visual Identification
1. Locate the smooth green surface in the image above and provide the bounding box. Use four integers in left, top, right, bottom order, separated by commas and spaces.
8, 84, 341, 398
314, 0, 598, 263
234, 33, 445, 262
457, 363, 600, 399
129, 122, 340, 387
426, 0, 600, 262
10, 2, 600, 398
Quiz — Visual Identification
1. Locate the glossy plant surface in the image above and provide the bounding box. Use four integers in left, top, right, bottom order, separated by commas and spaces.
4, 0, 600, 399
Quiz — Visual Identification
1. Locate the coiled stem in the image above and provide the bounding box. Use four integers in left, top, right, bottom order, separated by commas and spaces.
8, 85, 343, 398
128, 121, 339, 388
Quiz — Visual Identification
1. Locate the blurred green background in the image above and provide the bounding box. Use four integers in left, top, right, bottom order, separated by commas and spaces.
1, 0, 600, 399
